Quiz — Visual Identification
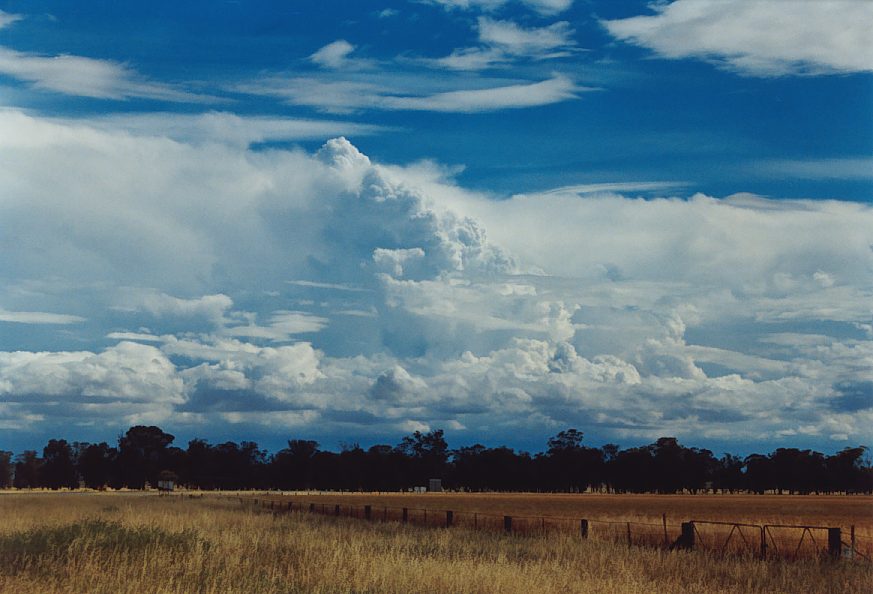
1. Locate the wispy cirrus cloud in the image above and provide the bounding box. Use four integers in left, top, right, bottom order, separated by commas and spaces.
602, 0, 873, 76
755, 157, 873, 181
0, 9, 22, 29
0, 309, 85, 325
0, 47, 219, 102
429, 17, 577, 70
238, 73, 582, 113
427, 0, 574, 17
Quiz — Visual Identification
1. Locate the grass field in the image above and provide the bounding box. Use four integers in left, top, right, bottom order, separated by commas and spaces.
275, 491, 873, 529
1, 492, 871, 593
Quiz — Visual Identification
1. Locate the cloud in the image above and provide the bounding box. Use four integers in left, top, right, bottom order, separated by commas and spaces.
239, 74, 582, 113
602, 0, 873, 76
427, 0, 574, 17
225, 311, 329, 341
2, 111, 873, 445
756, 157, 873, 180
310, 40, 374, 70
429, 18, 577, 70
0, 47, 217, 101
382, 74, 580, 112
0, 309, 85, 325
81, 112, 386, 147
0, 10, 22, 29
0, 341, 184, 406
478, 18, 574, 56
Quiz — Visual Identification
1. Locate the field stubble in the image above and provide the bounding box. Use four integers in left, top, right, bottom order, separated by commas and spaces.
0, 492, 870, 594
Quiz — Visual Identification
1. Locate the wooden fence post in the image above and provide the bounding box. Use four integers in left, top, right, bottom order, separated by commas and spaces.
760, 527, 767, 560
504, 515, 513, 534
580, 519, 589, 539
309, 503, 315, 513
827, 528, 841, 560
364, 505, 372, 521
662, 513, 668, 547
335, 504, 340, 516
446, 510, 453, 528
680, 522, 695, 551
626, 522, 632, 546
287, 502, 293, 512
402, 507, 408, 523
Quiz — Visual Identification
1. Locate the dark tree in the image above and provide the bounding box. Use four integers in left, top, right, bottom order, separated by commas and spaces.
41, 439, 79, 489
13, 450, 42, 488
0, 451, 13, 488
76, 442, 116, 489
271, 439, 320, 490
117, 426, 176, 489
395, 429, 449, 486
544, 429, 603, 492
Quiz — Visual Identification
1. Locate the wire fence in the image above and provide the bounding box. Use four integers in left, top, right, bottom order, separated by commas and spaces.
243, 496, 869, 564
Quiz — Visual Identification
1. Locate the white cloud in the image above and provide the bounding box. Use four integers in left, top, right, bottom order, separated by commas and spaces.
122, 291, 234, 322
477, 18, 574, 56
0, 309, 85, 324
225, 311, 329, 341
2, 111, 872, 444
0, 47, 217, 101
382, 74, 580, 112
756, 157, 873, 180
0, 342, 184, 404
83, 111, 386, 147
310, 40, 374, 70
239, 74, 582, 113
428, 18, 577, 70
603, 0, 873, 76
0, 10, 22, 29
427, 0, 573, 17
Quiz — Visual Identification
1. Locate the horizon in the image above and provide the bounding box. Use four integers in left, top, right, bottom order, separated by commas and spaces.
1, 1, 872, 456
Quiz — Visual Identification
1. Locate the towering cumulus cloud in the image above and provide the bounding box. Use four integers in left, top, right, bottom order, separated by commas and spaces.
1, 110, 872, 446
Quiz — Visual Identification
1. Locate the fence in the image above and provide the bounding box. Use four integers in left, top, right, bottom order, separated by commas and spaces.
242, 497, 869, 563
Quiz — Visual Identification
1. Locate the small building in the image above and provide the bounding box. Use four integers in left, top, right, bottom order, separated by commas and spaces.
428, 478, 442, 492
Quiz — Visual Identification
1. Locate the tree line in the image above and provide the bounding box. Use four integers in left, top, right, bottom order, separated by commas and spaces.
1, 426, 870, 494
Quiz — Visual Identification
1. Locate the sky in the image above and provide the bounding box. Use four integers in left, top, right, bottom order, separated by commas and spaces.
0, 0, 871, 456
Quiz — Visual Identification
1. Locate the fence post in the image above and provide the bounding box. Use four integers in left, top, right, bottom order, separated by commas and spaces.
827, 528, 841, 560
850, 525, 856, 559
626, 522, 632, 546
402, 507, 408, 523
662, 513, 668, 547
446, 510, 453, 528
580, 519, 589, 539
335, 504, 340, 516
504, 515, 513, 534
760, 527, 767, 560
680, 522, 695, 551
288, 502, 293, 512
364, 505, 372, 521
309, 503, 315, 513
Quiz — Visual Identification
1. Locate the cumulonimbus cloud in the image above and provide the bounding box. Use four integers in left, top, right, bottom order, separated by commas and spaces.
1, 109, 872, 445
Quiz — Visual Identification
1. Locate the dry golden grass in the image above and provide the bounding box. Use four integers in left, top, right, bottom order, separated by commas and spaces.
0, 492, 871, 594
278, 492, 873, 528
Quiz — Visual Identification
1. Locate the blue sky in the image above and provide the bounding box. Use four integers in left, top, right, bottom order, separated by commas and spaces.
0, 0, 872, 455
